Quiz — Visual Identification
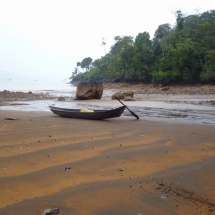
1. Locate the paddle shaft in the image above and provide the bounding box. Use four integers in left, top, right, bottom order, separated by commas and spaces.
115, 96, 139, 119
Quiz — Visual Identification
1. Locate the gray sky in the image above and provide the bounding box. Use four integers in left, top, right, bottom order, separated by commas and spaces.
0, 0, 214, 80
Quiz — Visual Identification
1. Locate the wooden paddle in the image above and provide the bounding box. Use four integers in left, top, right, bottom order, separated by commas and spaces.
115, 96, 139, 119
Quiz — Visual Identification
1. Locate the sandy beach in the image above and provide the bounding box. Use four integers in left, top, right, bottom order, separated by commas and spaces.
0, 84, 215, 214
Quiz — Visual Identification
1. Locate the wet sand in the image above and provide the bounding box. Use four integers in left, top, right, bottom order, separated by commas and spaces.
0, 110, 215, 215
1, 85, 215, 124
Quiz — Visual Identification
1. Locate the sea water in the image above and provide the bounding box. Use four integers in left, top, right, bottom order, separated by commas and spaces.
0, 78, 78, 111
0, 78, 77, 97
0, 78, 75, 92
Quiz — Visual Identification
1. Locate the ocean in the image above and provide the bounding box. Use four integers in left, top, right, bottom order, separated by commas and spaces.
0, 78, 78, 111
0, 78, 77, 97
0, 78, 75, 92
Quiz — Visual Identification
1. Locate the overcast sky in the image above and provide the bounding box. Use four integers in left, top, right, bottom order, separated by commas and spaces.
0, 0, 214, 80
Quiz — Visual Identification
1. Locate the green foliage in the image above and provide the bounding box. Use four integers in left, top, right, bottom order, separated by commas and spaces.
176, 10, 185, 31
201, 50, 215, 83
152, 71, 171, 85
154, 24, 171, 40
71, 10, 215, 85
80, 57, 93, 71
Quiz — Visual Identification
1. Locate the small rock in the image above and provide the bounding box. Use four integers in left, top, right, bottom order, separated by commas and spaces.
57, 96, 65, 101
65, 167, 71, 171
43, 208, 59, 215
43, 209, 51, 215
49, 208, 59, 214
161, 86, 170, 91
4, 117, 19, 120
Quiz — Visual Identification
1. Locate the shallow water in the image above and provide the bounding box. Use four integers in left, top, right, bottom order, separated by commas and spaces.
131, 105, 215, 124
1, 95, 215, 125
0, 82, 215, 125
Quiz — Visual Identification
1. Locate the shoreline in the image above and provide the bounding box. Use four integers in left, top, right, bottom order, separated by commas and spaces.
1, 83, 215, 125
103, 83, 215, 95
0, 110, 214, 214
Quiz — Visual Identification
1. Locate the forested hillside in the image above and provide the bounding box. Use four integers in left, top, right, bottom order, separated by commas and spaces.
71, 10, 215, 85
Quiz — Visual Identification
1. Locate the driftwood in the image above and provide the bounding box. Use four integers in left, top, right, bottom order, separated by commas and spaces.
4, 117, 19, 120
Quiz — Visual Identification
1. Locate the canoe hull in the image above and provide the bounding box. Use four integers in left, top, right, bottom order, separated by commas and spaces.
49, 106, 126, 120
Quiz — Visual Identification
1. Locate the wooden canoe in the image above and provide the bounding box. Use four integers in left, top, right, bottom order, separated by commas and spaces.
49, 105, 126, 120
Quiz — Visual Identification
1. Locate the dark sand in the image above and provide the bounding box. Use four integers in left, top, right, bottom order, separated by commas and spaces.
0, 110, 215, 215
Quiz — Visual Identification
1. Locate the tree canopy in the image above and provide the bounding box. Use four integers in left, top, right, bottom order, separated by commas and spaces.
71, 10, 215, 85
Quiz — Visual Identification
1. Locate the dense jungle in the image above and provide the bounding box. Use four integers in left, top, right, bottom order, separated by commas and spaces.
71, 10, 215, 85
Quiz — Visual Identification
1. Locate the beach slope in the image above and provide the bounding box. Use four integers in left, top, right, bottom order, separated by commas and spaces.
0, 110, 214, 215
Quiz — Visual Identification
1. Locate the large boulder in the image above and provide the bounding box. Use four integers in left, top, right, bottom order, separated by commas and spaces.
111, 91, 134, 100
57, 96, 65, 101
76, 81, 103, 100
123, 90, 134, 97
111, 92, 124, 100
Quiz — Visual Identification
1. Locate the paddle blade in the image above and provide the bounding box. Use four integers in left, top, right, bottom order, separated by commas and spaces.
129, 109, 139, 119
114, 96, 139, 119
